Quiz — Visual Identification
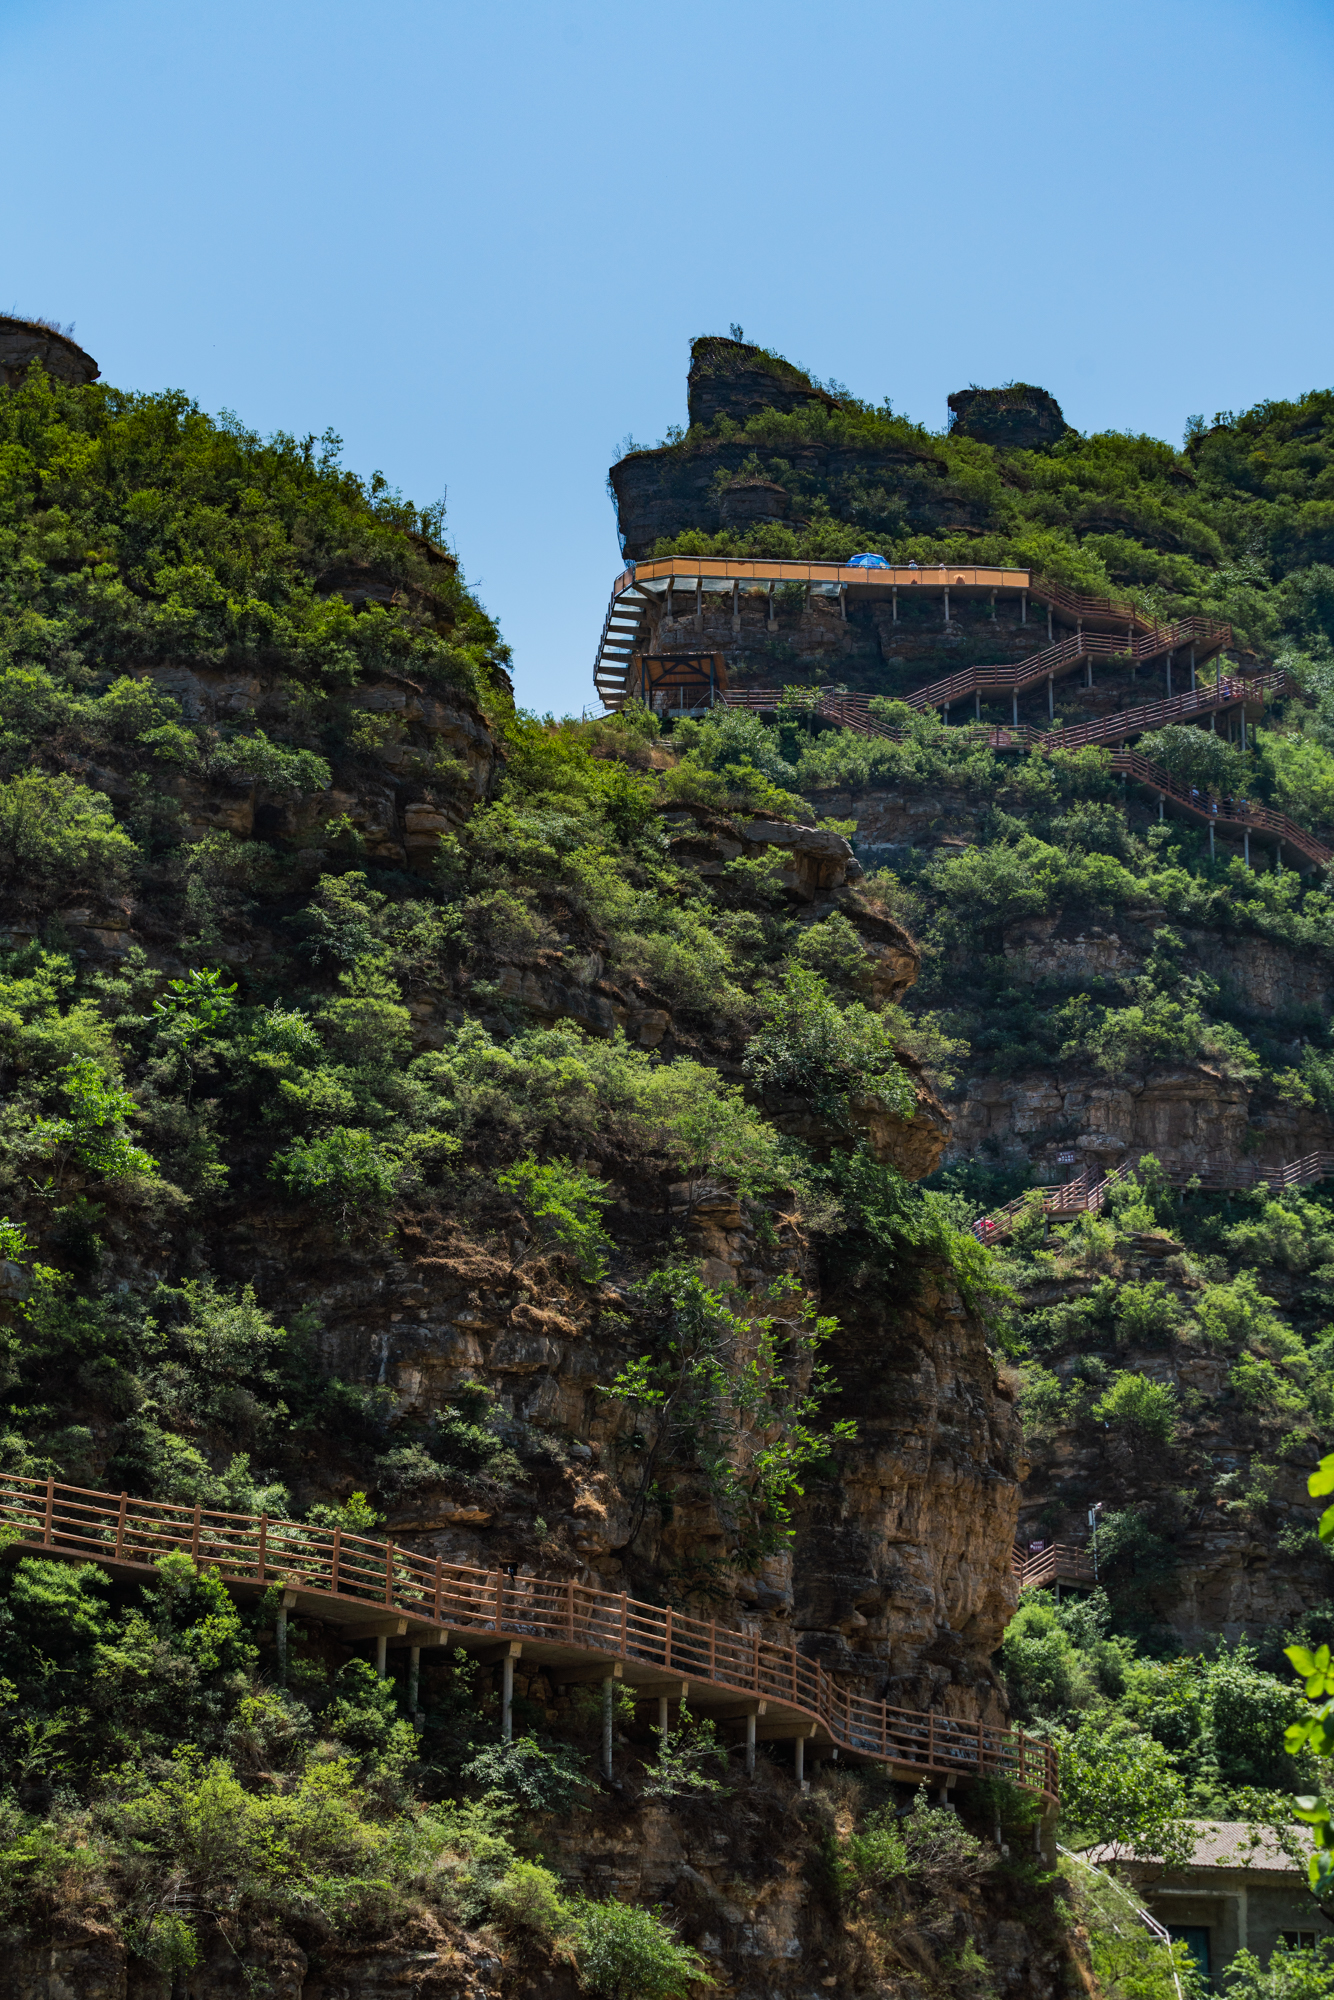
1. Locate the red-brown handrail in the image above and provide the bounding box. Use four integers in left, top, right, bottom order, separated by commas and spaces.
1012, 1544, 1096, 1591
594, 555, 1231, 707
0, 1472, 1058, 1804
720, 669, 1328, 865
972, 1150, 1334, 1243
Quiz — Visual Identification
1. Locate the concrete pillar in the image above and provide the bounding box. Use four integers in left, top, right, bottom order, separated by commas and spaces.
409, 1644, 420, 1720
1278, 841, 1284, 872
1047, 676, 1054, 719
891, 585, 898, 623
974, 690, 980, 721
1159, 795, 1165, 822
767, 582, 775, 627
694, 578, 702, 628
275, 1605, 287, 1687
1021, 590, 1027, 625
1238, 1885, 1249, 1952
839, 585, 847, 621
1012, 691, 1018, 725
1047, 604, 1053, 643
732, 581, 740, 634
745, 1710, 756, 1776
602, 1677, 614, 1780
1244, 830, 1251, 867
502, 1653, 514, 1743
375, 1634, 387, 1679
1211, 710, 1216, 733
1166, 651, 1173, 696
657, 1695, 669, 1737
1209, 821, 1215, 861
943, 586, 950, 624
1190, 645, 1196, 690
794, 1735, 805, 1785
990, 591, 997, 622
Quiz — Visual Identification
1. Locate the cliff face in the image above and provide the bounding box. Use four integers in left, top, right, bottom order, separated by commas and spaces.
0, 353, 1047, 1994
610, 431, 962, 564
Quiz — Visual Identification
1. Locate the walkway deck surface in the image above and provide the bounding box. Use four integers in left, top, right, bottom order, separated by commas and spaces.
593, 558, 1229, 709
0, 1473, 1058, 1803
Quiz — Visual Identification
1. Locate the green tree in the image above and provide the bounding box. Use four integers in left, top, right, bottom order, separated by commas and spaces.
1056, 1718, 1193, 1866
742, 965, 914, 1119
571, 1899, 711, 2000
0, 772, 138, 909
496, 1155, 613, 1280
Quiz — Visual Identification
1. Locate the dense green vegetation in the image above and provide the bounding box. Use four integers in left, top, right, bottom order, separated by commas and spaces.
0, 362, 507, 698
640, 378, 1334, 652
0, 359, 1000, 1974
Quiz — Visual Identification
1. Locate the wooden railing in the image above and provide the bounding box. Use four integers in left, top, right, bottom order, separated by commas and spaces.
987, 668, 1297, 751
1105, 748, 1331, 866
972, 1150, 1334, 1243
595, 556, 1231, 707
1012, 1544, 1096, 1591
0, 1472, 1058, 1803
720, 667, 1329, 866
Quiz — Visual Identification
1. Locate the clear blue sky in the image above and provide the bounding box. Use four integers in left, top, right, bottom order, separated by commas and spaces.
4, 0, 1333, 716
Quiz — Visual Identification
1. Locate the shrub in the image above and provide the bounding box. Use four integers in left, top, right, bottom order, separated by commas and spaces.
204, 729, 331, 795
496, 1155, 612, 1280
1090, 1370, 1178, 1444
742, 965, 915, 1118
1114, 1280, 1182, 1348
0, 771, 138, 910
33, 1057, 159, 1181
460, 1736, 592, 1814
490, 1859, 568, 1938
269, 1125, 400, 1230
570, 1898, 711, 2000
1230, 1351, 1308, 1415
1002, 1597, 1097, 1721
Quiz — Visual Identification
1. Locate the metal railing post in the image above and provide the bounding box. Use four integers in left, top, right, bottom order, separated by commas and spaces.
43, 1475, 54, 1545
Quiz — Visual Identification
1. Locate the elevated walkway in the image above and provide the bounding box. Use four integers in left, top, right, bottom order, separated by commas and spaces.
592, 557, 1225, 710
973, 1149, 1334, 1244
721, 667, 1328, 868
1012, 1543, 1096, 1592
0, 1472, 1058, 1802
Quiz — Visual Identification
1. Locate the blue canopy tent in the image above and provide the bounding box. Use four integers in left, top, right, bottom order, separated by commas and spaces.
845, 552, 889, 568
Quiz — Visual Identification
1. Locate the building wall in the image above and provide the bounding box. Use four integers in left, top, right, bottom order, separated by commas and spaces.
1140, 1874, 1328, 1983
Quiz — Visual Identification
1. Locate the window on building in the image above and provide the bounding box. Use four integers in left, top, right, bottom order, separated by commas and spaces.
1280, 1933, 1318, 1950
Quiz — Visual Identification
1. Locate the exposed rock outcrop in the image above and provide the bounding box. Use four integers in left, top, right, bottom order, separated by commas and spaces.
0, 314, 100, 391
686, 334, 836, 430
947, 382, 1070, 453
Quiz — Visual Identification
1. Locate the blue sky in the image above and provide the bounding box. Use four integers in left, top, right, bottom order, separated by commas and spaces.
3, 0, 1332, 715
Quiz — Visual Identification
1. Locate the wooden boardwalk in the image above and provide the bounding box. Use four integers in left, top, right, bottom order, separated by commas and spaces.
720, 669, 1328, 868
0, 1472, 1058, 1803
973, 1150, 1334, 1244
1012, 1543, 1096, 1592
593, 557, 1228, 709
